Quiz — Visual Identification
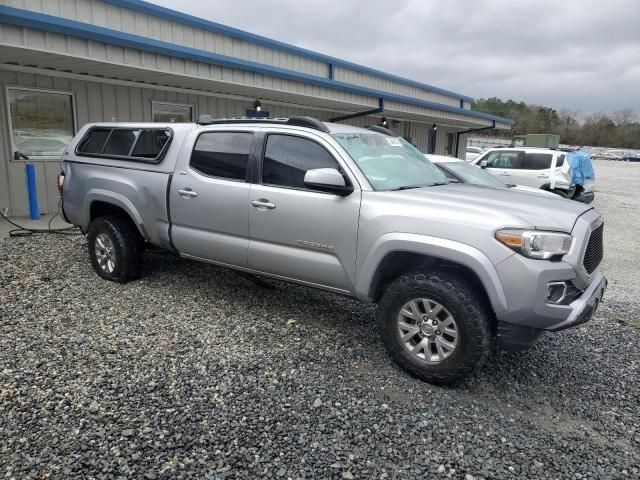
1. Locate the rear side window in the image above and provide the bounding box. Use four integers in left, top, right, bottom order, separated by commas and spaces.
557, 154, 565, 167
520, 153, 552, 170
190, 132, 252, 180
132, 130, 171, 158
262, 134, 340, 189
77, 128, 111, 154
104, 129, 139, 156
76, 127, 171, 163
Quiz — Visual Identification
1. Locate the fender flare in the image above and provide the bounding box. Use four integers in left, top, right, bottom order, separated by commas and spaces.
83, 189, 148, 240
355, 233, 509, 313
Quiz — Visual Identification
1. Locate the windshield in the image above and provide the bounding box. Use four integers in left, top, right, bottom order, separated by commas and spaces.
441, 161, 506, 187
332, 133, 449, 191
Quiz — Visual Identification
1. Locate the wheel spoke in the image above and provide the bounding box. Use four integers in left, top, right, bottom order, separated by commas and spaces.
442, 326, 457, 338
436, 336, 456, 351
413, 338, 429, 356
409, 301, 422, 318
440, 316, 455, 329
425, 300, 443, 320
398, 322, 420, 342
400, 307, 419, 321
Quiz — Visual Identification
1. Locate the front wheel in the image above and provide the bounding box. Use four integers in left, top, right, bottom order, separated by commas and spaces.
550, 189, 570, 198
377, 271, 493, 385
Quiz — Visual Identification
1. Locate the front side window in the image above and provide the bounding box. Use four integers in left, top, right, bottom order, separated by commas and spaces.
520, 153, 552, 170
262, 135, 341, 189
7, 87, 74, 158
484, 151, 519, 169
190, 132, 252, 180
333, 133, 448, 191
152, 102, 194, 123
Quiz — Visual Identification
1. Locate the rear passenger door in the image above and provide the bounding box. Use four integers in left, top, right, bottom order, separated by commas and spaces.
509, 152, 553, 188
170, 129, 254, 267
247, 130, 361, 292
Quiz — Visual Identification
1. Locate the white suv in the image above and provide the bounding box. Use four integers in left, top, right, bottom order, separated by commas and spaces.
471, 147, 574, 198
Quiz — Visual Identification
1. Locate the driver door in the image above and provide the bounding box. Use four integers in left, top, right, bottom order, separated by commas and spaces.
482, 150, 520, 184
247, 130, 361, 292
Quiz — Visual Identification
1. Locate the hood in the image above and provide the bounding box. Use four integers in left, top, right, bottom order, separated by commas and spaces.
385, 183, 592, 232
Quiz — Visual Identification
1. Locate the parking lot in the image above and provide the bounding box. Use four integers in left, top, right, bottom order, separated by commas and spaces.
1, 160, 639, 479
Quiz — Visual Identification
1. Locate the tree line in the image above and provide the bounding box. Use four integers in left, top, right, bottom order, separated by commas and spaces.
472, 97, 640, 149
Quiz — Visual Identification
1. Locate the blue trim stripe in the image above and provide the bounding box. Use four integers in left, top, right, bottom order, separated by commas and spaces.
0, 6, 514, 126
103, 0, 475, 103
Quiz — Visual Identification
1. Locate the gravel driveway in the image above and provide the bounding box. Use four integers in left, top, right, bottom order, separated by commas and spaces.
1, 161, 639, 479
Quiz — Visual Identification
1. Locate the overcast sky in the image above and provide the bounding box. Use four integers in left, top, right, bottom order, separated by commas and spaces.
149, 0, 639, 116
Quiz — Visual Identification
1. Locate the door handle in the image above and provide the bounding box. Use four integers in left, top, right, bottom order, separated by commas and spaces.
251, 199, 276, 209
499, 172, 510, 176
537, 174, 550, 178
177, 188, 198, 198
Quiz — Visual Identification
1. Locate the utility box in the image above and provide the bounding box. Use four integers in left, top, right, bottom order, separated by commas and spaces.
511, 134, 560, 148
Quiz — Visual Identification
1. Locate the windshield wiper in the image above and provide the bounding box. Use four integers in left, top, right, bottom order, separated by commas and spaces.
389, 184, 430, 191
388, 181, 451, 191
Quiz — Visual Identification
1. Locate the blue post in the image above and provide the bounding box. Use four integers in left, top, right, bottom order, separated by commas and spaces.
25, 163, 40, 220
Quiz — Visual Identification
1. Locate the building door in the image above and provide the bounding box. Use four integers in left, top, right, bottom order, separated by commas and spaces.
427, 127, 437, 154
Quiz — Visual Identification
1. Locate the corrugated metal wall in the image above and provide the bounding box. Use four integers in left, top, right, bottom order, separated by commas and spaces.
0, 68, 453, 216
334, 67, 460, 108
1, 0, 469, 109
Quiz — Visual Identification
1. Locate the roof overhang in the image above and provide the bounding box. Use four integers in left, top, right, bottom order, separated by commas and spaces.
0, 4, 514, 130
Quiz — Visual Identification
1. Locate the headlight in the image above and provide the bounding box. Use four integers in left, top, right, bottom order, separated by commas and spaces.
495, 229, 572, 259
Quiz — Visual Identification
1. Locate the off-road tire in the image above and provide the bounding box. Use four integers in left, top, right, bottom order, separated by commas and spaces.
377, 270, 493, 385
87, 215, 144, 283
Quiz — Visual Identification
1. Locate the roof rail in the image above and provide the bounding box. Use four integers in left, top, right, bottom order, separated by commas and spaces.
365, 125, 396, 136
196, 115, 330, 133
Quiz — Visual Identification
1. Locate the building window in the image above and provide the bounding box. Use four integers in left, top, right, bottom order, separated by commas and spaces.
7, 87, 75, 159
152, 102, 194, 123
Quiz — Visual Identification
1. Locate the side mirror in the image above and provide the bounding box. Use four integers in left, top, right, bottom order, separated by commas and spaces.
479, 160, 488, 168
303, 168, 353, 196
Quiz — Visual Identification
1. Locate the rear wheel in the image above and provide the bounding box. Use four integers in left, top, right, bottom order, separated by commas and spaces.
377, 270, 493, 385
87, 215, 144, 283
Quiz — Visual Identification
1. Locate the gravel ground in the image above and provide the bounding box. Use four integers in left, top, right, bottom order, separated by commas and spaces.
1, 160, 639, 480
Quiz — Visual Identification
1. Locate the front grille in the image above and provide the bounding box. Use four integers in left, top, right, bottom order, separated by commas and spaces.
583, 222, 604, 274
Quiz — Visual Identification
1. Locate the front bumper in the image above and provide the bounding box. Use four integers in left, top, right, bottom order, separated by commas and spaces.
545, 273, 607, 331
497, 272, 607, 351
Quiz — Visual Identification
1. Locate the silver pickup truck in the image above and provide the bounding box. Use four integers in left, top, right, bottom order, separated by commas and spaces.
59, 116, 607, 384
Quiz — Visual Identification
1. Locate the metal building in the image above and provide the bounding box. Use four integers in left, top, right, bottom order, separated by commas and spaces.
0, 0, 512, 217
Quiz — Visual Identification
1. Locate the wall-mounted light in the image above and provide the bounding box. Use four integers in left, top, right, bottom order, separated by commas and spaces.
432, 123, 438, 131
380, 116, 389, 127
254, 99, 262, 112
